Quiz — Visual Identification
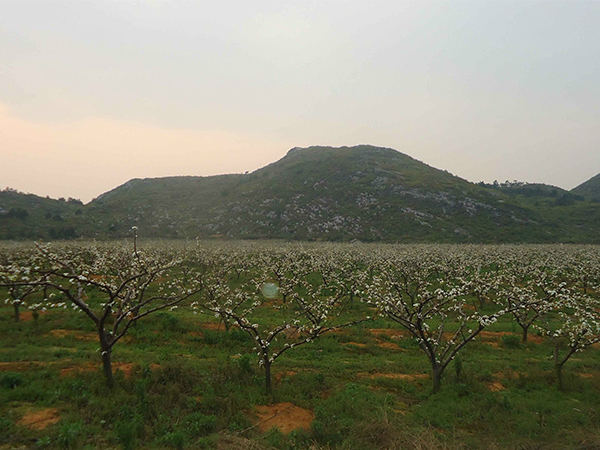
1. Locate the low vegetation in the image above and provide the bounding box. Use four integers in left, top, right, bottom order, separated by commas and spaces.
1, 240, 600, 449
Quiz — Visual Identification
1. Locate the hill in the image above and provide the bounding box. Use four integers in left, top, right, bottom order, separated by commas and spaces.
2, 145, 600, 242
572, 173, 600, 202
0, 189, 83, 240
79, 145, 600, 242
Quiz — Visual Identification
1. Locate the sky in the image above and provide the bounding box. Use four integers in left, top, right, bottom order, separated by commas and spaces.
1, 0, 599, 203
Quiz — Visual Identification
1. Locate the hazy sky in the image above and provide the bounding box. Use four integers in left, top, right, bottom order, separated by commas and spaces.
2, 0, 600, 203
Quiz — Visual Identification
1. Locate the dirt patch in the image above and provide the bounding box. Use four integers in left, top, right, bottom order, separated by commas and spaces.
487, 382, 505, 392
0, 361, 49, 371
50, 329, 97, 341
525, 335, 544, 344
342, 342, 367, 347
579, 373, 595, 379
114, 362, 134, 378
60, 361, 135, 378
274, 371, 297, 382
261, 301, 277, 307
253, 402, 314, 434
485, 341, 502, 349
60, 362, 96, 377
17, 408, 60, 430
480, 331, 515, 339
494, 369, 521, 380
479, 331, 516, 339
201, 322, 226, 331
378, 342, 402, 350
369, 328, 404, 339
477, 331, 544, 345
360, 372, 429, 381
18, 310, 47, 322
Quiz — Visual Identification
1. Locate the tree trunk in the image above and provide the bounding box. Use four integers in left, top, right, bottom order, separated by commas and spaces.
553, 346, 564, 391
555, 363, 564, 391
101, 348, 114, 389
220, 312, 230, 331
264, 359, 272, 396
14, 302, 20, 323
478, 294, 485, 308
521, 324, 529, 343
99, 329, 114, 388
432, 364, 443, 394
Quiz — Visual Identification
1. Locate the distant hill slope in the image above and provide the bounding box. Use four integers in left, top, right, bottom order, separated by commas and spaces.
572, 173, 600, 202
2, 145, 600, 242
0, 190, 82, 240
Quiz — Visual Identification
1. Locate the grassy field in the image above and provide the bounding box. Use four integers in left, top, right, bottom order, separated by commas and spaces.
2, 291, 600, 450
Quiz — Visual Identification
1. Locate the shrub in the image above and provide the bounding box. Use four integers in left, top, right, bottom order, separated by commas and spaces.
161, 430, 185, 450
0, 414, 12, 434
237, 354, 253, 375
183, 412, 217, 438
502, 334, 521, 349
1, 372, 24, 389
57, 421, 84, 449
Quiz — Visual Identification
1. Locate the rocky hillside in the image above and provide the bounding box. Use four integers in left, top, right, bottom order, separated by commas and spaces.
2, 145, 600, 242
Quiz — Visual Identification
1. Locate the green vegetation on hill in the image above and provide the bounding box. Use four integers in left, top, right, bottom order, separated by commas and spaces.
0, 189, 82, 240
573, 172, 600, 202
2, 145, 600, 242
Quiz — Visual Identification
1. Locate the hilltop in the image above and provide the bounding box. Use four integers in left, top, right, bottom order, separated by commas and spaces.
2, 145, 600, 242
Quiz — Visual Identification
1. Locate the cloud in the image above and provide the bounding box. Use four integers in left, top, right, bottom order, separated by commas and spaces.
0, 103, 290, 203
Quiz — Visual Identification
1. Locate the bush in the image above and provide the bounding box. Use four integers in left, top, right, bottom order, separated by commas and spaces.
237, 354, 253, 375
57, 421, 84, 449
183, 412, 217, 438
0, 414, 12, 434
158, 313, 181, 332
502, 334, 521, 349
1, 372, 24, 389
161, 430, 185, 450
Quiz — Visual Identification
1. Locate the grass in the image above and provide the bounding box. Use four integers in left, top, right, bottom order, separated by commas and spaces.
2, 299, 600, 450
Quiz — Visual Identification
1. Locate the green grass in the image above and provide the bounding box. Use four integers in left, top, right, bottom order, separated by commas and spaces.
2, 297, 600, 450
